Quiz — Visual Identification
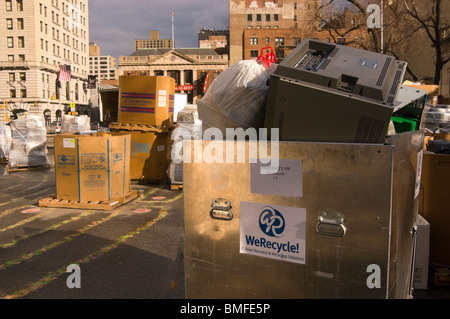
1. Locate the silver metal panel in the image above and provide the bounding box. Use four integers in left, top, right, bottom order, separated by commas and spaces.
183, 132, 422, 299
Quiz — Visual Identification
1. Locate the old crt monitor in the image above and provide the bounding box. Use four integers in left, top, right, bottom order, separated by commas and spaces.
264, 39, 407, 143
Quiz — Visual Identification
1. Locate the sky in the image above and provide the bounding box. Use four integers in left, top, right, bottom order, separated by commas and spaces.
88, 0, 230, 60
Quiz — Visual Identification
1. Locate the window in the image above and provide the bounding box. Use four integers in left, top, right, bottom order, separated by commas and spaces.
275, 37, 285, 46
266, 37, 270, 44
293, 37, 301, 46
6, 0, 12, 11
17, 0, 23, 11
8, 55, 14, 62
10, 89, 16, 98
9, 73, 15, 82
266, 14, 270, 22
274, 14, 279, 21
18, 55, 25, 61
247, 14, 252, 22
17, 18, 24, 29
7, 37, 14, 48
18, 37, 25, 48
250, 50, 258, 58
256, 14, 261, 21
250, 37, 258, 45
19, 72, 26, 81
6, 19, 13, 30
20, 89, 26, 98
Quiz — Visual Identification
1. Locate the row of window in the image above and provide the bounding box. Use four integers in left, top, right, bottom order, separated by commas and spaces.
40, 2, 87, 29
8, 84, 82, 100
40, 38, 85, 65
250, 36, 287, 46
5, 0, 23, 12
5, 54, 25, 62
39, 21, 87, 50
6, 36, 25, 48
8, 72, 26, 82
248, 14, 279, 22
6, 18, 23, 30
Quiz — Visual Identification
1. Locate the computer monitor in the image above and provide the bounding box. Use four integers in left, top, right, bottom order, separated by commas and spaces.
264, 39, 408, 143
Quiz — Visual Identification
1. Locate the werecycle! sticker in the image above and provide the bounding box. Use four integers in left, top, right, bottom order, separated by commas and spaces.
240, 202, 306, 264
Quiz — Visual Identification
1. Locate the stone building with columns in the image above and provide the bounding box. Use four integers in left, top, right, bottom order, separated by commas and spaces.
118, 48, 228, 104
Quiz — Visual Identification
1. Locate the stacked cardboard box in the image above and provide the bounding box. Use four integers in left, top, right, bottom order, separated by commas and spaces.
54, 132, 131, 202
109, 76, 176, 182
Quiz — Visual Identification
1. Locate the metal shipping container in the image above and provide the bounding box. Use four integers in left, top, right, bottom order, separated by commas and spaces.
183, 131, 424, 299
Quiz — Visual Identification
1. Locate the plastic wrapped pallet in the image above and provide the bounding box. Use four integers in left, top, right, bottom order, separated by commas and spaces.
171, 104, 202, 164
0, 122, 12, 160
9, 115, 50, 168
61, 114, 91, 133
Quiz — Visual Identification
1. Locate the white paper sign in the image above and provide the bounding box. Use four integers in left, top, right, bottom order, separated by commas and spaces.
158, 90, 167, 107
250, 159, 303, 197
63, 138, 76, 148
240, 201, 306, 264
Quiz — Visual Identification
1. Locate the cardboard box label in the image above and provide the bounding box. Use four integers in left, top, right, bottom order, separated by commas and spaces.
58, 155, 75, 165
63, 138, 76, 148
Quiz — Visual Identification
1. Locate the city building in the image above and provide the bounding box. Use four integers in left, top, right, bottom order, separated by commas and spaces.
89, 42, 118, 83
0, 0, 90, 124
198, 27, 229, 55
134, 30, 173, 51
118, 48, 228, 103
229, 0, 320, 65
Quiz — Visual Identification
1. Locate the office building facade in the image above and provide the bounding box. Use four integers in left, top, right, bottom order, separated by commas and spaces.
0, 0, 90, 123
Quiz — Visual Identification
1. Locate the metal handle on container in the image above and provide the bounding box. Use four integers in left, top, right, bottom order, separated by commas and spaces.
316, 210, 347, 237
210, 198, 233, 221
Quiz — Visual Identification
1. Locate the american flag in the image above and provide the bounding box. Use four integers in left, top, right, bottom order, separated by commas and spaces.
58, 64, 71, 82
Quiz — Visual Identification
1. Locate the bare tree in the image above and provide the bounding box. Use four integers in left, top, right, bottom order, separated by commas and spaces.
404, 0, 450, 84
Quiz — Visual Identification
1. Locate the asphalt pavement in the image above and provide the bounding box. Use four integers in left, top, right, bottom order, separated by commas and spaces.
0, 143, 185, 299
1, 135, 449, 300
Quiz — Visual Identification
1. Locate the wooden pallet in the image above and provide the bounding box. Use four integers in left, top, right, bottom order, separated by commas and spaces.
39, 190, 138, 211
170, 183, 183, 191
108, 122, 175, 133
8, 164, 51, 173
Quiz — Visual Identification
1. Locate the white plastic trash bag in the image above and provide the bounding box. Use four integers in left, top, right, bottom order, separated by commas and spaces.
0, 122, 12, 160
198, 47, 277, 134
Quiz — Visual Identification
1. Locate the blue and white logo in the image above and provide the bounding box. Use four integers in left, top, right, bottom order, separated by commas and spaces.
259, 206, 285, 238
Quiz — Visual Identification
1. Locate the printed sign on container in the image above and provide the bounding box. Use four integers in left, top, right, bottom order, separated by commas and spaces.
240, 201, 306, 264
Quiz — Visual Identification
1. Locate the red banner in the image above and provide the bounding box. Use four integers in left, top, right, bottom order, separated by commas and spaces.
175, 84, 197, 91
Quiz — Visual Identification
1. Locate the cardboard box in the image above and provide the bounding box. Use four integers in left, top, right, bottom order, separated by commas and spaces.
118, 76, 175, 126
414, 214, 430, 290
419, 152, 450, 266
54, 132, 131, 202
117, 130, 171, 181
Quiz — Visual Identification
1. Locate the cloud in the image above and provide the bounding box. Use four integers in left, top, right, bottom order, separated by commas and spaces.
88, 0, 229, 60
